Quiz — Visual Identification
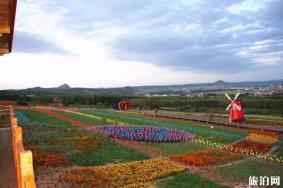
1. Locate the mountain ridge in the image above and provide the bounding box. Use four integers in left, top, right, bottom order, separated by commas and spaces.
1, 79, 283, 96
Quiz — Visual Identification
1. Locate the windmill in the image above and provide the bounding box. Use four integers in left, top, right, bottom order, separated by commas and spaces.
225, 93, 245, 123
118, 100, 132, 111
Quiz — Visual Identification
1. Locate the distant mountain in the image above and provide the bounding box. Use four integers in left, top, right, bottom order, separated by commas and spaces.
58, 84, 71, 89
0, 79, 282, 96
0, 84, 137, 96
133, 79, 283, 93
214, 80, 226, 85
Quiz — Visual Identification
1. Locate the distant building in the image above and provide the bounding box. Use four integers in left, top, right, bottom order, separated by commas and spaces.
52, 97, 63, 107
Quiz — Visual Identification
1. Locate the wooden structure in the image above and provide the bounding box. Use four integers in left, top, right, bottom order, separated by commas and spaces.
0, 2, 35, 187
0, 106, 36, 188
10, 107, 36, 188
225, 93, 245, 123
0, 0, 17, 55
118, 100, 132, 111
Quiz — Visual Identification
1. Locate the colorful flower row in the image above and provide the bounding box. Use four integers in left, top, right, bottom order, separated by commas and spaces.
36, 109, 90, 127
247, 132, 278, 143
249, 129, 279, 137
223, 140, 283, 163
15, 111, 30, 123
87, 110, 246, 139
88, 125, 195, 142
170, 149, 242, 166
32, 151, 70, 167
256, 154, 283, 163
191, 138, 227, 148
49, 135, 103, 152
226, 140, 270, 154
61, 158, 185, 188
189, 139, 283, 163
70, 110, 133, 125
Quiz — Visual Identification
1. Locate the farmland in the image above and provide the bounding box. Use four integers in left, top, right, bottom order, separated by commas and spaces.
16, 108, 283, 187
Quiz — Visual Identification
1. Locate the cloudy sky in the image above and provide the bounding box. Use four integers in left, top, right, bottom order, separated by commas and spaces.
0, 0, 282, 89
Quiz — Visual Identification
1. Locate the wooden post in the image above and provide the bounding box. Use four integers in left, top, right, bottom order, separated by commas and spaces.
10, 125, 21, 188
11, 117, 17, 127
18, 151, 36, 188
8, 109, 36, 188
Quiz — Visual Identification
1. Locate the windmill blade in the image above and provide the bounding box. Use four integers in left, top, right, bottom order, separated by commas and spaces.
234, 103, 241, 111
226, 103, 232, 111
234, 93, 240, 100
225, 93, 232, 101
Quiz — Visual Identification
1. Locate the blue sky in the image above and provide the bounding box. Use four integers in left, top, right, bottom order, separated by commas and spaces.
0, 0, 282, 89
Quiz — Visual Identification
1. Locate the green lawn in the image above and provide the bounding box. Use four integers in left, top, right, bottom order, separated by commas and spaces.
156, 171, 229, 188
274, 147, 283, 157
142, 141, 208, 155
210, 159, 283, 184
20, 109, 71, 127
57, 110, 108, 125
20, 110, 149, 166
205, 136, 236, 145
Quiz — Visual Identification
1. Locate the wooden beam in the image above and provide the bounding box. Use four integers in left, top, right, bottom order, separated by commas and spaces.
0, 33, 9, 52
0, 3, 9, 33
0, 0, 8, 6
0, 23, 10, 33
0, 47, 9, 54
0, 33, 9, 43
0, 43, 8, 48
8, 0, 17, 52
0, 0, 17, 54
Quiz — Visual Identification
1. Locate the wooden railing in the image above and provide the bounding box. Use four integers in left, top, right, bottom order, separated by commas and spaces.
9, 106, 36, 188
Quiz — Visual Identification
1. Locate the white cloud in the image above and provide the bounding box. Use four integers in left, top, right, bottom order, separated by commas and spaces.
1, 0, 282, 90
255, 56, 282, 65
0, 52, 234, 89
226, 0, 270, 14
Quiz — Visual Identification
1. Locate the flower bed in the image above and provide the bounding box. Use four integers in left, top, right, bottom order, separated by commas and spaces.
247, 129, 279, 143
226, 140, 270, 154
15, 111, 30, 123
88, 110, 246, 139
88, 125, 195, 142
49, 135, 103, 152
61, 158, 185, 187
32, 151, 70, 167
170, 150, 242, 166
191, 138, 227, 148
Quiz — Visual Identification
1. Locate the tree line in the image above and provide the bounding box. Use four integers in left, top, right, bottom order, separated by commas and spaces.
0, 93, 282, 116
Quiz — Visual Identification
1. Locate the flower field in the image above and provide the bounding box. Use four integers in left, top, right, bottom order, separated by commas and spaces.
87, 110, 247, 139
170, 149, 242, 166
16, 109, 283, 187
61, 158, 185, 187
15, 111, 30, 123
49, 135, 103, 152
247, 129, 279, 143
36, 108, 90, 127
226, 140, 270, 154
88, 125, 195, 142
32, 151, 70, 167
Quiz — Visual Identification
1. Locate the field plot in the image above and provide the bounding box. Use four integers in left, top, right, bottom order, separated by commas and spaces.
16, 108, 283, 187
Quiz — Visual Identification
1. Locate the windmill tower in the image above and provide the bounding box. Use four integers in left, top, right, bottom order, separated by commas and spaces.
225, 93, 245, 123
